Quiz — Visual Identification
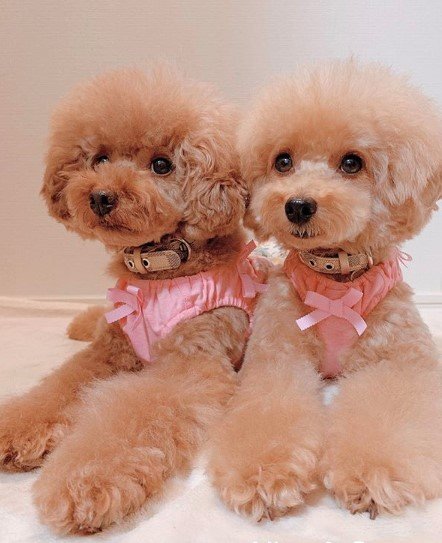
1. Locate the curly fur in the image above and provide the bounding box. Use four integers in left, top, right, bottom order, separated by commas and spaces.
0, 68, 254, 534
67, 305, 107, 341
208, 60, 442, 520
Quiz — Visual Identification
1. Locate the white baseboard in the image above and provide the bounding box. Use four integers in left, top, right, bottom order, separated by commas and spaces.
32, 295, 107, 305
413, 292, 442, 306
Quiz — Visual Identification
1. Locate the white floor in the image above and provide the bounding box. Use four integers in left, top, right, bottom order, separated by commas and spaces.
0, 299, 441, 543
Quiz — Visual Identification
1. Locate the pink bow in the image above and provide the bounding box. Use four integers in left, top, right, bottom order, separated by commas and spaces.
105, 285, 145, 327
105, 286, 151, 362
397, 249, 412, 268
296, 288, 367, 336
238, 240, 268, 298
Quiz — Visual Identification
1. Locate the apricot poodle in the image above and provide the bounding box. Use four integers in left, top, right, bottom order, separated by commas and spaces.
0, 68, 267, 533
208, 60, 442, 520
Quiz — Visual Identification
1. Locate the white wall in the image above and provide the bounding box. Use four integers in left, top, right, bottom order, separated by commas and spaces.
1, 0, 441, 298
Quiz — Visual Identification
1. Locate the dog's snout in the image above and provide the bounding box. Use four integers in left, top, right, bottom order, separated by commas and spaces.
89, 191, 117, 216
285, 197, 317, 225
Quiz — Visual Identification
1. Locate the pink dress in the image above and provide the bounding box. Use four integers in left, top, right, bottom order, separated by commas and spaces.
283, 250, 404, 378
105, 241, 267, 363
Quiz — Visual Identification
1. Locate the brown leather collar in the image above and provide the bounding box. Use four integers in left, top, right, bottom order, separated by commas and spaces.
298, 249, 373, 276
123, 237, 192, 274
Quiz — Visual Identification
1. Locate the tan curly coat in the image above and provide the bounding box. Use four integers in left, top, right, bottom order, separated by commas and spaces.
208, 61, 442, 521
0, 68, 253, 534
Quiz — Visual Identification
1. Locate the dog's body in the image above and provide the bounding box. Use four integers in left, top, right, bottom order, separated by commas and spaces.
208, 61, 442, 520
0, 69, 263, 534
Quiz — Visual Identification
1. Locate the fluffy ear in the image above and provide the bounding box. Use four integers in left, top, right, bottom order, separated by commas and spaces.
421, 167, 442, 210
383, 142, 442, 207
178, 128, 248, 240
40, 143, 85, 225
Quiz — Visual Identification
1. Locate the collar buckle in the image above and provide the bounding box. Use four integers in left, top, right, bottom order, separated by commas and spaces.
123, 238, 191, 274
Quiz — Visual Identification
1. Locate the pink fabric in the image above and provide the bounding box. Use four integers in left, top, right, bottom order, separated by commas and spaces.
105, 241, 267, 363
284, 250, 404, 378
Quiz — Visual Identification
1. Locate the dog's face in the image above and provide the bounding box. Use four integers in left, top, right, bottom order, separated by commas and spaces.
240, 61, 442, 253
41, 69, 246, 249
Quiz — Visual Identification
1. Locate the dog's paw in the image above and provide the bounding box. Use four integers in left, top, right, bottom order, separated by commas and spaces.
67, 305, 106, 341
212, 448, 318, 521
323, 466, 425, 518
0, 399, 66, 472
33, 446, 165, 534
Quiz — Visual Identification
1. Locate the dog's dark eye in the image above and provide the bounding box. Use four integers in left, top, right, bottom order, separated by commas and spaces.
340, 154, 363, 174
274, 153, 293, 173
151, 157, 173, 175
94, 155, 109, 165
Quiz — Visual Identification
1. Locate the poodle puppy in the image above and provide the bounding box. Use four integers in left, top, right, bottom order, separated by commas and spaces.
0, 68, 267, 533
208, 60, 442, 521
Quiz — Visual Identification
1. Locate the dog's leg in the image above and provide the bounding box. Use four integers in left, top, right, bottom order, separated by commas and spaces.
32, 307, 247, 534
0, 323, 142, 471
67, 305, 107, 341
322, 294, 442, 517
207, 273, 325, 521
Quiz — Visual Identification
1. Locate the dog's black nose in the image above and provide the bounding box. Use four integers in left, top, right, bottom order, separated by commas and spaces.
285, 197, 317, 224
89, 191, 116, 216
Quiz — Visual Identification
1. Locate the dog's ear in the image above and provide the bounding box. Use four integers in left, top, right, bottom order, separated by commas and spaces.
40, 142, 85, 226
375, 85, 442, 208
383, 141, 442, 207
178, 123, 248, 240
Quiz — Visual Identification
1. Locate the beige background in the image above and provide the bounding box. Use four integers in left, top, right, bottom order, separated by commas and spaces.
1, 0, 441, 298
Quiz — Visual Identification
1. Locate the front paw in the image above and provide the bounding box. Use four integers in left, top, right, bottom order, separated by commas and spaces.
323, 465, 425, 518
0, 398, 66, 471
33, 445, 166, 534
211, 447, 319, 521
67, 305, 105, 341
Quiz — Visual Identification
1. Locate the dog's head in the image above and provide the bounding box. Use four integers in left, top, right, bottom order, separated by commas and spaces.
41, 68, 246, 250
239, 60, 442, 254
